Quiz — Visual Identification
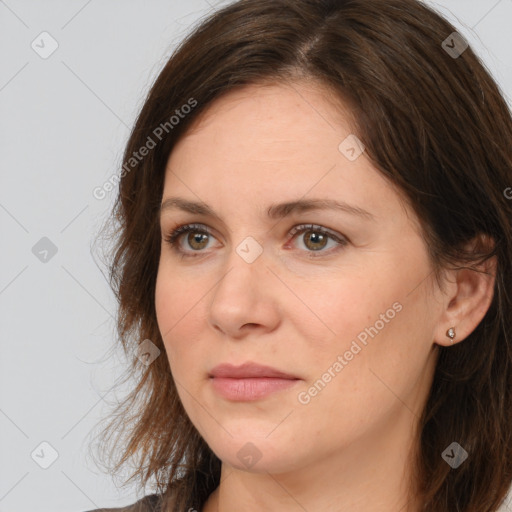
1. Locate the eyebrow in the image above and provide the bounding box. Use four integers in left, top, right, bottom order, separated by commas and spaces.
160, 197, 376, 222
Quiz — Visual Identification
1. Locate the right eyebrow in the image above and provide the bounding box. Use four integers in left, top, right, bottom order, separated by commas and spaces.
159, 197, 376, 222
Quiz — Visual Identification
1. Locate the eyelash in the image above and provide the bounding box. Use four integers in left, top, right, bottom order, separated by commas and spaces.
163, 223, 348, 259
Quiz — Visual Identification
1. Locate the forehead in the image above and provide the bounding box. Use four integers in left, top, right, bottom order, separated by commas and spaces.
163, 82, 413, 229
174, 80, 356, 158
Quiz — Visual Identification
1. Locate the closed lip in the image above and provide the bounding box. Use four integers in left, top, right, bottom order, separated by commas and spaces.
209, 362, 299, 379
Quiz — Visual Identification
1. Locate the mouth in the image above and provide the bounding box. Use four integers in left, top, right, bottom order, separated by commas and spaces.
209, 376, 300, 401
208, 362, 301, 401
209, 361, 299, 379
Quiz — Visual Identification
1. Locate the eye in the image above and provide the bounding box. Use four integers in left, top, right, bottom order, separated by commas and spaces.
286, 224, 348, 257
163, 223, 216, 256
163, 223, 348, 258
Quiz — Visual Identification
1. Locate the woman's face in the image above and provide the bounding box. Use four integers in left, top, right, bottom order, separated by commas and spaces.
155, 81, 443, 476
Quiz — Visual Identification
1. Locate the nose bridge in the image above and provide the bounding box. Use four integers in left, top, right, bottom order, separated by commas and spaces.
234, 235, 265, 266
207, 234, 273, 334
215, 235, 266, 298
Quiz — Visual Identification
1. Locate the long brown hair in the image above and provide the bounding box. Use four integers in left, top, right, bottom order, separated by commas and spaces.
90, 0, 512, 510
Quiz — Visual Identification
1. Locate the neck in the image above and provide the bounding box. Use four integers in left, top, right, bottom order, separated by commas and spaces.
201, 412, 423, 512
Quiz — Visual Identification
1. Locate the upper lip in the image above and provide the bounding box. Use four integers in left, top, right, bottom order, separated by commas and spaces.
209, 362, 299, 379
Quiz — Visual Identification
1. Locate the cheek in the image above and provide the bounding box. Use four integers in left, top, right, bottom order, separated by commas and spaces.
290, 268, 394, 355
294, 264, 427, 390
155, 269, 205, 370
155, 256, 206, 327
288, 281, 363, 369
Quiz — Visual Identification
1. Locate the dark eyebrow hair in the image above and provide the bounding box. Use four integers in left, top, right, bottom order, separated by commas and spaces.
160, 197, 376, 222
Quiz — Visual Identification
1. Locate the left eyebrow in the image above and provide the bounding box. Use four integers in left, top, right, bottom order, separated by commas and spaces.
159, 197, 376, 222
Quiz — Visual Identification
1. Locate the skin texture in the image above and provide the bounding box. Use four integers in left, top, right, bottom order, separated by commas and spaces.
154, 81, 496, 512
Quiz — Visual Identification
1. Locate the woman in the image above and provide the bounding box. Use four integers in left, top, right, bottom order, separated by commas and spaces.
86, 0, 512, 510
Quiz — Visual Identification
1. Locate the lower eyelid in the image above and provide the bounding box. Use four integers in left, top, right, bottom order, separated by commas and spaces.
165, 224, 348, 255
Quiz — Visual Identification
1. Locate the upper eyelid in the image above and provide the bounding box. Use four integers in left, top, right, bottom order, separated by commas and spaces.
164, 222, 346, 245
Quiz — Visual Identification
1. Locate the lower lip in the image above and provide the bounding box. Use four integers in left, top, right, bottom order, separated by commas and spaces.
209, 377, 300, 401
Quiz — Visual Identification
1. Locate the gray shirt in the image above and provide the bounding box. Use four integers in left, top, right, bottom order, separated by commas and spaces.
84, 494, 161, 512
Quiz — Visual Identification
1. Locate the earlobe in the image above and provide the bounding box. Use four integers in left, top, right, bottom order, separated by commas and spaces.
446, 327, 456, 345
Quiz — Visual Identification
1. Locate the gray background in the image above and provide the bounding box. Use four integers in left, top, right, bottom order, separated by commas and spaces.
1, 1, 511, 511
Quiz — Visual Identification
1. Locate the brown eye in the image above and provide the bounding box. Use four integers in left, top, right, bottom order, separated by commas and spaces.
164, 223, 347, 259
186, 231, 209, 250
287, 224, 348, 257
164, 223, 215, 255
302, 230, 329, 251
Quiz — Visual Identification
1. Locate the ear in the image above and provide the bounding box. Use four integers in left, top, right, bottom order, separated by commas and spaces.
434, 234, 497, 347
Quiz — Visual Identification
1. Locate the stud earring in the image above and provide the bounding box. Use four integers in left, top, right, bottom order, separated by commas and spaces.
446, 327, 456, 345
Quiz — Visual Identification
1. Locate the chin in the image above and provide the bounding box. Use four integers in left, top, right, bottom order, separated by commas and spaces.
208, 436, 305, 475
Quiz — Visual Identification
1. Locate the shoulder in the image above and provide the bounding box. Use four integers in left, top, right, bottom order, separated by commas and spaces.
83, 493, 162, 512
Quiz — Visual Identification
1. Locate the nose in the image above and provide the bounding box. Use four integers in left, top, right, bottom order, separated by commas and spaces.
207, 241, 281, 339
